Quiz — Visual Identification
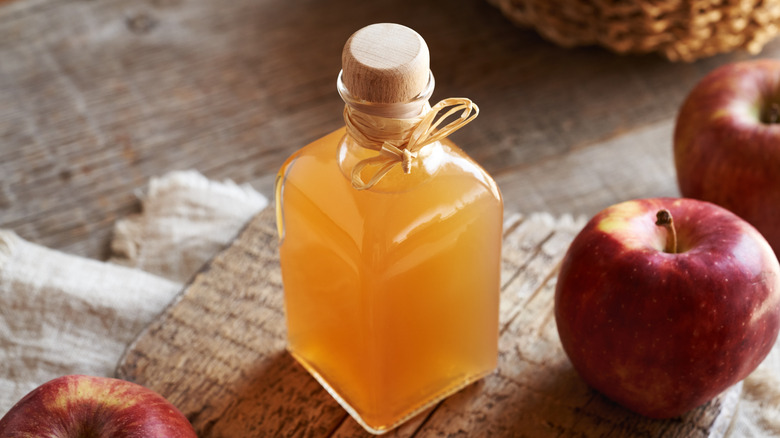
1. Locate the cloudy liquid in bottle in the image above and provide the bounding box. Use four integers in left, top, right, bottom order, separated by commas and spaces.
275, 23, 502, 434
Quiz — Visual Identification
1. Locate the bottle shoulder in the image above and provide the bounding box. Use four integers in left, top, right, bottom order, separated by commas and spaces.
335, 134, 501, 201
276, 127, 501, 205
275, 129, 502, 246
278, 127, 346, 169
435, 138, 502, 203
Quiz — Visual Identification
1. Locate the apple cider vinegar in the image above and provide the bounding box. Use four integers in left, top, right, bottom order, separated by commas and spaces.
275, 23, 502, 434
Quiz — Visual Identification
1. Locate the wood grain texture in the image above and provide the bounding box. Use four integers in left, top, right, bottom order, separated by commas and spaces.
116, 207, 741, 437
2, 0, 780, 260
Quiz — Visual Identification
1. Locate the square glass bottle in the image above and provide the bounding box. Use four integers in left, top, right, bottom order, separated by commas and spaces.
275, 23, 503, 434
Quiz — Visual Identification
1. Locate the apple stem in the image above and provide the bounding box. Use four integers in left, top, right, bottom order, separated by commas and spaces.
655, 209, 678, 254
771, 103, 780, 124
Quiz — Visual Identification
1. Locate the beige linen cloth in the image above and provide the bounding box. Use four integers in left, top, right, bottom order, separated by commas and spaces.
0, 170, 267, 413
0, 169, 779, 437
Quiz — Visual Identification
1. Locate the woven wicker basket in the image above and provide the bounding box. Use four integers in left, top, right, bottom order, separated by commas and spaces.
488, 0, 780, 61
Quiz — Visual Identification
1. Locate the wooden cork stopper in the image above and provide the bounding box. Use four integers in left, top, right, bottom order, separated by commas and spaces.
342, 23, 430, 103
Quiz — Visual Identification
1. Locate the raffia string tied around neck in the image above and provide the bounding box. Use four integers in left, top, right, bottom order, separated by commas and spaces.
344, 97, 479, 190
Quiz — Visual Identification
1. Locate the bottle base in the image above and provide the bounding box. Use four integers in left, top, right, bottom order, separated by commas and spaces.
288, 348, 493, 435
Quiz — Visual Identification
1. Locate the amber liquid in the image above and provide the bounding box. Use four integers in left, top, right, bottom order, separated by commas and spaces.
276, 127, 502, 433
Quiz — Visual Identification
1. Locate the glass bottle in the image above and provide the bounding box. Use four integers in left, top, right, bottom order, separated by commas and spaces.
275, 23, 503, 434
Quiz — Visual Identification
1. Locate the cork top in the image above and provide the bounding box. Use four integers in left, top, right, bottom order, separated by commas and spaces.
341, 23, 430, 104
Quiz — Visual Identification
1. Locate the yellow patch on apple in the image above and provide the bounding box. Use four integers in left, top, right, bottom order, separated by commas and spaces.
597, 200, 677, 252
48, 377, 136, 412
596, 201, 645, 235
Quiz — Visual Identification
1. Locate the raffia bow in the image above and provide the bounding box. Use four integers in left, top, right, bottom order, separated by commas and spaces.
344, 98, 479, 190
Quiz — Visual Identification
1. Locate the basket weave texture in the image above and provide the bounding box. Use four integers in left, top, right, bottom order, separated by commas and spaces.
488, 0, 780, 61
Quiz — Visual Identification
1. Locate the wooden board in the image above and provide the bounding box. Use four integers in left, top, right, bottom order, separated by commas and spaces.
116, 207, 742, 437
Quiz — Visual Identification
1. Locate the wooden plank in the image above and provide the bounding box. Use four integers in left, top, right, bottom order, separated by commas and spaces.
495, 119, 681, 218
116, 207, 741, 437
1, 0, 778, 259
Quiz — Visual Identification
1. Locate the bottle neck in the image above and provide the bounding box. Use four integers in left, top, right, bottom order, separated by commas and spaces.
337, 70, 436, 190
337, 70, 435, 119
335, 70, 479, 191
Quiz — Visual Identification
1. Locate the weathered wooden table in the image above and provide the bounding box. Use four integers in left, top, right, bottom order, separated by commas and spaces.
4, 0, 778, 260
2, 0, 778, 436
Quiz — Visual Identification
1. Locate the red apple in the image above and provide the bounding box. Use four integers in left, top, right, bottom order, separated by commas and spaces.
0, 375, 196, 437
555, 197, 780, 418
674, 59, 780, 256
